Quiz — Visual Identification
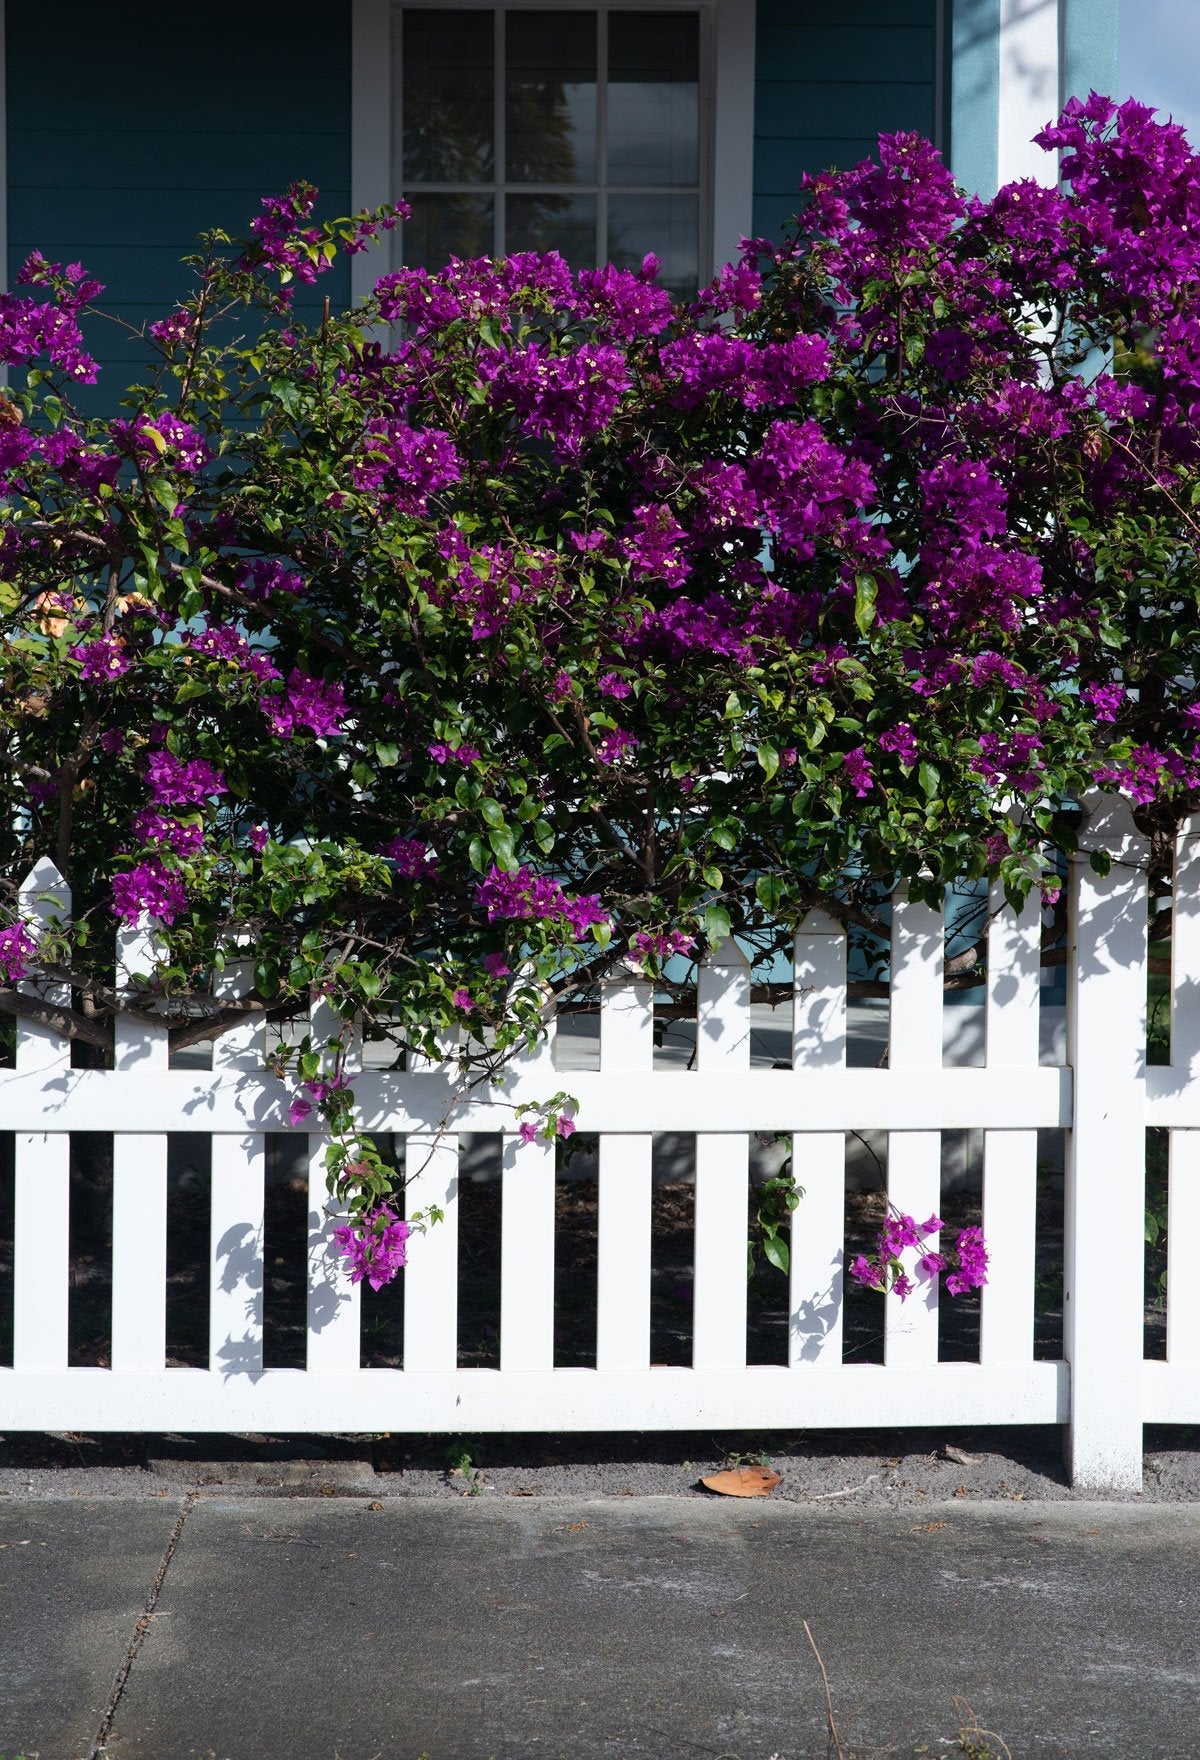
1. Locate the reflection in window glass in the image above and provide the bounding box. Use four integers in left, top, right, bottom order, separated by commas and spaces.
607, 13, 699, 186
405, 193, 495, 269
506, 11, 597, 185
507, 193, 598, 264
608, 194, 699, 298
402, 10, 495, 183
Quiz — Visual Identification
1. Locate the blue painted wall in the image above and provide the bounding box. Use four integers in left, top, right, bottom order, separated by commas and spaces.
6, 1, 352, 410
752, 0, 944, 241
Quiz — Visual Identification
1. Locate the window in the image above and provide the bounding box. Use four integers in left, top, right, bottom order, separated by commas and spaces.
352, 0, 754, 302
397, 7, 704, 295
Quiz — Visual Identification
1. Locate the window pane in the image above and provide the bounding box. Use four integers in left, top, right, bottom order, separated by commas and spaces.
607, 13, 699, 186
404, 193, 495, 269
608, 194, 699, 298
506, 11, 597, 184
402, 10, 495, 184
507, 193, 598, 265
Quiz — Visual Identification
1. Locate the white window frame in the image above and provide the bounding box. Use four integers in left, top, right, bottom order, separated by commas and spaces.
350, 0, 756, 303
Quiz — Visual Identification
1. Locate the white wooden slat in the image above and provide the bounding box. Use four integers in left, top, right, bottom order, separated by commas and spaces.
1168, 1131, 1200, 1364
12, 865, 71, 1370
980, 1131, 1037, 1365
884, 1131, 942, 1367
306, 1137, 362, 1373
1064, 793, 1148, 1489
402, 1134, 459, 1372
890, 885, 944, 1071
209, 956, 265, 1372
500, 1132, 556, 1370
693, 938, 750, 1370
978, 883, 1042, 1368
790, 913, 847, 1367
111, 920, 170, 1373
1171, 818, 1200, 1076
500, 1017, 557, 1371
210, 1133, 265, 1375
985, 882, 1043, 1068
12, 1133, 70, 1371
15, 858, 71, 1072
597, 970, 653, 1373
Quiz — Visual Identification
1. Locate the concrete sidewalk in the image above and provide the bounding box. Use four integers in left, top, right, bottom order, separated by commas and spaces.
3, 1492, 1197, 1760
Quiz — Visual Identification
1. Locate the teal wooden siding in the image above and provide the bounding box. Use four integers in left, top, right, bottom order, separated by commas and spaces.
6, 1, 352, 411
752, 0, 944, 242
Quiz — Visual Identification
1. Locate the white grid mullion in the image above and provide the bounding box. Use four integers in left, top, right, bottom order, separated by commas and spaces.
596, 8, 609, 263
494, 7, 506, 254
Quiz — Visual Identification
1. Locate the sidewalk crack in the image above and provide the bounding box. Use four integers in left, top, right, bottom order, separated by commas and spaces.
88, 1489, 200, 1758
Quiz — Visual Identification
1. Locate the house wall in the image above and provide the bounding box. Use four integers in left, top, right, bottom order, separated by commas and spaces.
5, 1, 352, 407
752, 0, 944, 242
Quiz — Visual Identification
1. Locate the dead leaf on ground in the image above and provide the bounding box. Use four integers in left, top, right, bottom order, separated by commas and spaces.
700, 1465, 783, 1498
909, 1521, 948, 1532
943, 1444, 982, 1467
954, 1485, 968, 1497
552, 1520, 591, 1532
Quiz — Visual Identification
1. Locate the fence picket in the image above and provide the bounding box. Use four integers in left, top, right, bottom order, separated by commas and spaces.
13, 862, 71, 1370
500, 1018, 556, 1371
1168, 820, 1200, 1364
980, 884, 1042, 1367
693, 938, 751, 1370
303, 997, 365, 1370
1065, 793, 1148, 1488
597, 969, 654, 1372
111, 921, 170, 1372
886, 888, 943, 1366
790, 912, 846, 1367
209, 959, 264, 1374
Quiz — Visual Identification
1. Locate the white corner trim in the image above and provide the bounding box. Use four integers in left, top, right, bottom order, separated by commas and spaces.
351, 0, 393, 305
711, 0, 755, 273
997, 0, 1062, 187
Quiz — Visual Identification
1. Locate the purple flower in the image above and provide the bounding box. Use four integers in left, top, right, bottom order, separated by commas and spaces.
452, 987, 477, 1012
288, 1095, 313, 1127
352, 420, 462, 515
71, 634, 130, 681
596, 728, 639, 765
380, 836, 437, 879
475, 864, 609, 940
428, 741, 479, 766
842, 747, 875, 797
333, 1206, 411, 1291
878, 723, 918, 766
132, 810, 205, 856
483, 952, 512, 978
518, 1119, 540, 1145
145, 751, 226, 806
263, 669, 348, 739
0, 921, 37, 983
110, 858, 188, 926
249, 825, 270, 853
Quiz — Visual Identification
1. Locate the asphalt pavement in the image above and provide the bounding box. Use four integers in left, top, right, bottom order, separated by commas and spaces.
2, 1480, 1198, 1760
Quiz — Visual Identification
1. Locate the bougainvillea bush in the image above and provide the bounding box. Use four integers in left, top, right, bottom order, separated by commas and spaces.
3, 93, 1199, 1279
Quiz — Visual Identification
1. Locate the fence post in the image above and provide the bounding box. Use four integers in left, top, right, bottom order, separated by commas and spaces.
111, 917, 170, 1373
13, 860, 71, 1373
1168, 817, 1200, 1365
1064, 792, 1148, 1488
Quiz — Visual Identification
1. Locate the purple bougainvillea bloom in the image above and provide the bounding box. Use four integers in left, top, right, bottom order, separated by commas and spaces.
0, 921, 37, 983
145, 751, 227, 805
333, 1206, 411, 1290
518, 1119, 540, 1144
842, 747, 875, 797
110, 859, 189, 926
380, 836, 437, 879
288, 1095, 313, 1127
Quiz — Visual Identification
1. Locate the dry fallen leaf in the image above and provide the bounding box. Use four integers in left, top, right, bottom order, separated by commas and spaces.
553, 1520, 591, 1532
943, 1444, 982, 1467
700, 1465, 783, 1498
954, 1485, 968, 1497
909, 1521, 948, 1532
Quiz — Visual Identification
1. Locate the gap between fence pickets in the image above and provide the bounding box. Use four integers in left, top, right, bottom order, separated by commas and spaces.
6, 799, 1200, 1488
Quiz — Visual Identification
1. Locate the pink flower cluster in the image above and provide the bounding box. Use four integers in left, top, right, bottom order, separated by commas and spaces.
0, 921, 37, 983
475, 864, 609, 940
110, 858, 189, 926
333, 1205, 411, 1290
849, 1212, 989, 1303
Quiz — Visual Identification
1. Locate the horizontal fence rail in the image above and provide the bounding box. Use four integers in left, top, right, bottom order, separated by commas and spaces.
1, 797, 1198, 1487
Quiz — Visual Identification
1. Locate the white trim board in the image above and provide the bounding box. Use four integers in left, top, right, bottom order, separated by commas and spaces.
350, 0, 756, 301
997, 0, 1062, 187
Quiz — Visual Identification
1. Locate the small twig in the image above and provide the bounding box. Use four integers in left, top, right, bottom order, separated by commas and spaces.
803, 1619, 846, 1760
807, 1473, 882, 1500
952, 1696, 1012, 1760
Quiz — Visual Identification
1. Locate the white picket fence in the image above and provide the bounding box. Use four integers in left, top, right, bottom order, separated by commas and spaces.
2, 793, 1198, 1487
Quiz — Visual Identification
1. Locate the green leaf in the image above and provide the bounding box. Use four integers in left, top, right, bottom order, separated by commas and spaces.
755, 873, 787, 914
853, 573, 878, 636
757, 740, 780, 781
488, 826, 517, 870
479, 797, 506, 829
918, 760, 940, 801
703, 903, 731, 947
763, 1234, 790, 1275
375, 742, 400, 767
